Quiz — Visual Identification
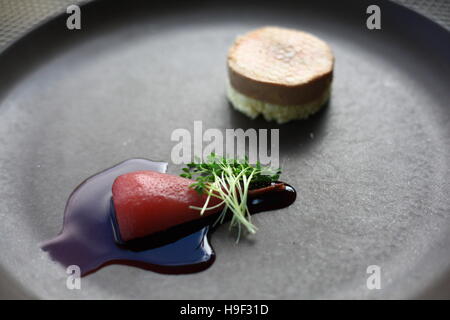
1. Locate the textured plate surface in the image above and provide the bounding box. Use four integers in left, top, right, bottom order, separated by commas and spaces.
0, 0, 449, 299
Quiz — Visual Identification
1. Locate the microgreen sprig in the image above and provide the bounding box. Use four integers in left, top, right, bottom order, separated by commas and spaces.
180, 153, 281, 242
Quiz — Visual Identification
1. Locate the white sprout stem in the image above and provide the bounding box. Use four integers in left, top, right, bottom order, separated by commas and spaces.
189, 160, 261, 241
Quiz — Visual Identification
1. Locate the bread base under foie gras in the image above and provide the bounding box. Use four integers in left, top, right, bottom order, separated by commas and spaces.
226, 26, 334, 123
227, 80, 331, 124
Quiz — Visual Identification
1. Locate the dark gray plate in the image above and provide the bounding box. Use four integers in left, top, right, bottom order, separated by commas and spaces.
0, 0, 449, 299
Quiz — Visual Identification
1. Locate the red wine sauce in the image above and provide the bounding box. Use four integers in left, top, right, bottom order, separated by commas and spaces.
41, 159, 296, 276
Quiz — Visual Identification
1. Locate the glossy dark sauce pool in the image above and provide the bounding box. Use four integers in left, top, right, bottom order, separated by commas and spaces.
41, 159, 296, 276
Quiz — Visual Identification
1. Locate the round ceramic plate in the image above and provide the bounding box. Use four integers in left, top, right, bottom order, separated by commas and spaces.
0, 0, 449, 299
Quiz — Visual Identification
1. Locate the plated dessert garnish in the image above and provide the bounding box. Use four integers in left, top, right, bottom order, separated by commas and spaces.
42, 155, 296, 276
227, 26, 334, 123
